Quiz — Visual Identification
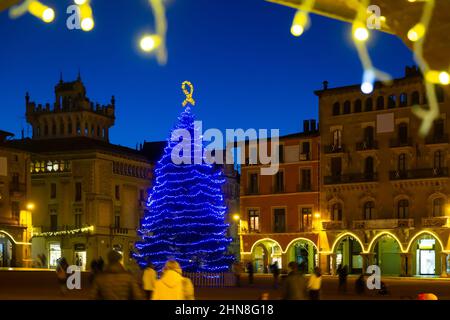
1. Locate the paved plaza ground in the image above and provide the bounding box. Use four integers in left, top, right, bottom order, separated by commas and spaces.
1, 270, 450, 300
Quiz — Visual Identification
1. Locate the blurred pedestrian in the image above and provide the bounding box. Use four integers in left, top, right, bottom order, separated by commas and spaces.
152, 260, 195, 300
281, 262, 307, 300
270, 261, 280, 289
308, 267, 322, 300
142, 262, 157, 300
90, 250, 144, 300
355, 274, 365, 295
56, 257, 69, 295
378, 281, 389, 296
246, 261, 254, 285
97, 256, 104, 272
232, 261, 243, 287
337, 264, 348, 293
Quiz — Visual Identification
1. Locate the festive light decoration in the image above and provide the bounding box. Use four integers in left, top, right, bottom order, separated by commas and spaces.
140, 35, 161, 52
133, 82, 233, 272
290, 0, 314, 38
141, 0, 168, 65
79, 1, 94, 32
33, 226, 94, 238
9, 0, 55, 23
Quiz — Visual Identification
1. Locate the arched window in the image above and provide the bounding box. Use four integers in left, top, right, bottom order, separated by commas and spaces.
433, 198, 444, 217
411, 91, 420, 105
363, 201, 375, 220
364, 126, 374, 146
398, 153, 406, 172
84, 123, 89, 136
388, 95, 396, 108
399, 93, 408, 107
68, 121, 72, 134
36, 126, 41, 137
44, 124, 49, 136
343, 101, 351, 114
354, 99, 362, 113
376, 96, 384, 109
333, 102, 340, 116
434, 150, 443, 169
433, 119, 445, 140
76, 122, 81, 135
365, 98, 373, 112
397, 199, 409, 219
332, 203, 342, 221
60, 122, 65, 135
97, 126, 101, 137
91, 125, 95, 136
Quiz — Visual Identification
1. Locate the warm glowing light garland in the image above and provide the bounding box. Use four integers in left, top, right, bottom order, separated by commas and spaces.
33, 225, 94, 238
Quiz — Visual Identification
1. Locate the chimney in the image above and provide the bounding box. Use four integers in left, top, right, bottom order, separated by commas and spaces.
303, 120, 310, 133
310, 119, 316, 132
323, 81, 329, 90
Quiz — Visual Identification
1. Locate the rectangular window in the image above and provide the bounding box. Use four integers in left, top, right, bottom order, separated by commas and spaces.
50, 210, 58, 232
248, 209, 260, 232
331, 158, 342, 177
301, 142, 311, 160
249, 173, 259, 194
74, 208, 82, 228
274, 171, 284, 192
115, 185, 120, 201
11, 201, 20, 220
273, 208, 286, 233
301, 169, 312, 191
75, 182, 82, 202
114, 215, 120, 228
278, 145, 284, 163
50, 183, 57, 199
301, 207, 312, 231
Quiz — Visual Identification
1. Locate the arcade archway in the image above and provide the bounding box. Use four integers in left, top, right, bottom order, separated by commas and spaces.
250, 239, 282, 273
333, 234, 364, 274
0, 231, 14, 267
408, 232, 443, 276
286, 238, 318, 274
371, 234, 402, 276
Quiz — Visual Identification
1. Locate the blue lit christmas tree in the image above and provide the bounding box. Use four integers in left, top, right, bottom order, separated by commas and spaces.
134, 82, 233, 272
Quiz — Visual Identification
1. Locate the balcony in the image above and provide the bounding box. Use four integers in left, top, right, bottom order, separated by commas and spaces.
272, 185, 285, 194
324, 173, 378, 185
389, 137, 413, 148
422, 217, 450, 228
355, 140, 378, 151
425, 134, 449, 145
297, 184, 313, 192
9, 183, 26, 196
299, 152, 312, 161
389, 167, 449, 180
353, 219, 414, 229
245, 187, 259, 195
111, 227, 129, 235
324, 144, 345, 154
322, 221, 345, 230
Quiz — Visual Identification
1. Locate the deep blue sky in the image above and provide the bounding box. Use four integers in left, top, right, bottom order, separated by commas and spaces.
0, 0, 414, 148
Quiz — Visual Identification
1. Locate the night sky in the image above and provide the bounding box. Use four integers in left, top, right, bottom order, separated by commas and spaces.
0, 0, 415, 148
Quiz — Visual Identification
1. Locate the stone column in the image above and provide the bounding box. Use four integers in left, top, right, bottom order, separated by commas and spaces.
361, 253, 375, 274
401, 253, 413, 277
441, 253, 448, 278
330, 253, 337, 275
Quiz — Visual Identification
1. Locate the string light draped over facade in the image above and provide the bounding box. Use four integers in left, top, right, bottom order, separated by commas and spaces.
134, 83, 233, 272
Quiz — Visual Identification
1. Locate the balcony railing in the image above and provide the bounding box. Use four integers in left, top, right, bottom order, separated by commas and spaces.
389, 167, 449, 180
111, 227, 129, 235
389, 137, 413, 148
422, 217, 449, 228
324, 173, 378, 185
322, 221, 345, 230
352, 219, 414, 229
299, 152, 312, 161
245, 187, 259, 195
9, 182, 26, 195
297, 184, 313, 192
324, 144, 345, 154
355, 140, 378, 151
425, 134, 449, 145
272, 185, 285, 194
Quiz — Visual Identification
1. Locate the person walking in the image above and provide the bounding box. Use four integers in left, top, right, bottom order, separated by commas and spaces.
90, 250, 144, 300
337, 264, 348, 293
152, 260, 195, 300
281, 262, 307, 300
142, 262, 157, 299
308, 267, 322, 300
355, 274, 365, 295
270, 261, 280, 289
56, 257, 69, 295
247, 262, 254, 285
232, 262, 243, 287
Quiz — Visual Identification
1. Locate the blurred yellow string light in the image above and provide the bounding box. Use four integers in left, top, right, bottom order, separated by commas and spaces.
290, 0, 314, 38
409, 0, 441, 137
9, 0, 54, 23
79, 1, 94, 32
138, 0, 168, 65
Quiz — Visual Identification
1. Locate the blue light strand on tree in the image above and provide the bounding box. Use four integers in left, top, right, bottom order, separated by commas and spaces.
134, 105, 234, 272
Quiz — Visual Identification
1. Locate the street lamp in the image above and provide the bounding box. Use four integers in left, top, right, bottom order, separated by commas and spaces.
26, 202, 35, 211
232, 213, 240, 221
